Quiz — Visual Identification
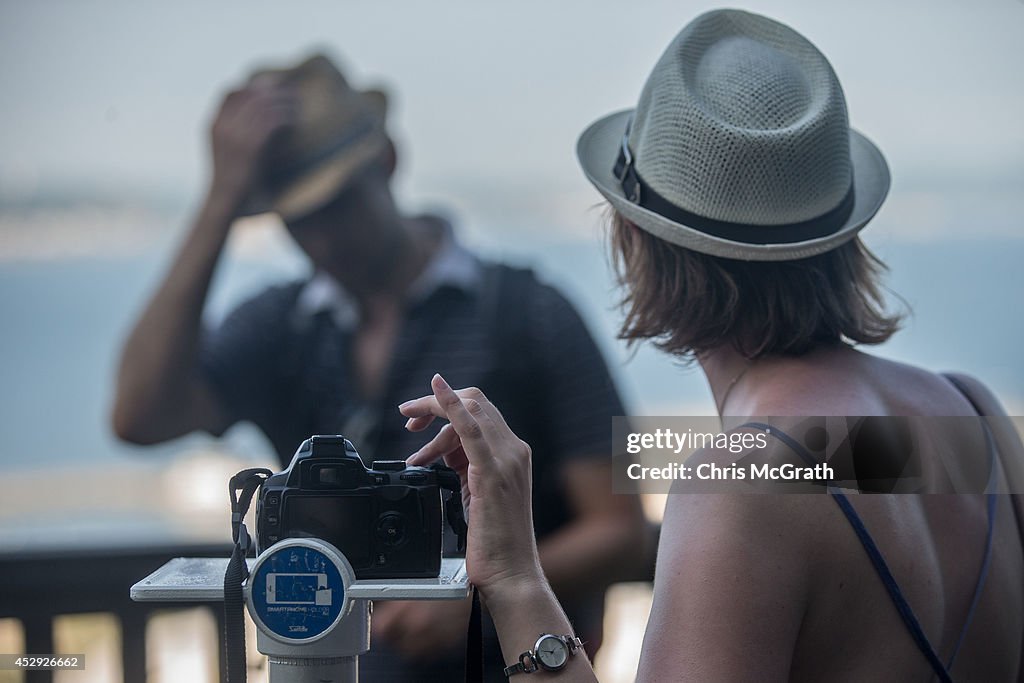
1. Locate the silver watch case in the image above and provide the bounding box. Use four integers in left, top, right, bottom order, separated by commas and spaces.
534, 634, 571, 671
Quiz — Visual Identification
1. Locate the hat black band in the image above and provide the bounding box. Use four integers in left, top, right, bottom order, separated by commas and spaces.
614, 144, 856, 246
265, 117, 379, 186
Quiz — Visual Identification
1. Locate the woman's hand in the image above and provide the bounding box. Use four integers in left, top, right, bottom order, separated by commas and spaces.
400, 374, 544, 597
402, 376, 597, 681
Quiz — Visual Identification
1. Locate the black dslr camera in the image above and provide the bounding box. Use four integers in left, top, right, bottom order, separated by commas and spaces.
255, 435, 466, 579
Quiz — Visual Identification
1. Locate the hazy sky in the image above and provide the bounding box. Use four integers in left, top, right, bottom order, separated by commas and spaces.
1, 0, 1022, 244
1, 1, 1021, 475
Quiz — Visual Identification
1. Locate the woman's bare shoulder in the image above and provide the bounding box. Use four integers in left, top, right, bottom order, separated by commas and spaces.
941, 372, 1011, 414
744, 350, 983, 417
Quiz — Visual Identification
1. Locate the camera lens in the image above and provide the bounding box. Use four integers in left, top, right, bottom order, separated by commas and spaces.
375, 513, 406, 547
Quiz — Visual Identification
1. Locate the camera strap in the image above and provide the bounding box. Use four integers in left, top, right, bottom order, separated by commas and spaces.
435, 464, 469, 554
433, 465, 482, 682
224, 467, 274, 683
466, 586, 483, 683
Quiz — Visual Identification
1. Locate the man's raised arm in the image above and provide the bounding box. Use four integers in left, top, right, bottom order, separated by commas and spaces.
111, 84, 296, 444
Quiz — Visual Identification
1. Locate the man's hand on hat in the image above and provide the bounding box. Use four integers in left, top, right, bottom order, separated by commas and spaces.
208, 81, 298, 212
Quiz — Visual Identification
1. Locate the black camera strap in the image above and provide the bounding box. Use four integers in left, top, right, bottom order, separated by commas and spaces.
224, 468, 274, 683
434, 464, 468, 554
433, 465, 482, 682
466, 586, 483, 683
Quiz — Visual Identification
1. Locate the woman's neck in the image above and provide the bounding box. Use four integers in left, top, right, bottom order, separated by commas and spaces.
700, 344, 860, 417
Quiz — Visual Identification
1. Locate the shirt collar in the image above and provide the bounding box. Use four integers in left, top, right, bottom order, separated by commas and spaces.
294, 219, 482, 330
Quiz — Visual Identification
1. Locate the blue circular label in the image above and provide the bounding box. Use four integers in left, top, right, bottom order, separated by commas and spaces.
250, 544, 346, 641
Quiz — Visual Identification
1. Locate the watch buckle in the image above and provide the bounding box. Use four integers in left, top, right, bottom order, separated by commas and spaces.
518, 651, 539, 674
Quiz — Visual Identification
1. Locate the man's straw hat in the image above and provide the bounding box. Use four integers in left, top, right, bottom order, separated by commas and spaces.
240, 54, 389, 221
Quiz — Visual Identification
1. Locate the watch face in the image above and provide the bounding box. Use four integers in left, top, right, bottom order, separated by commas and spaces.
535, 635, 569, 670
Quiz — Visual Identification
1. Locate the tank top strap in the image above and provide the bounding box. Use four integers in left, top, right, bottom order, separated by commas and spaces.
827, 489, 954, 682
736, 419, 1000, 682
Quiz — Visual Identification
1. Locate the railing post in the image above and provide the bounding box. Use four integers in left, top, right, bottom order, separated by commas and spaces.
121, 608, 148, 683
22, 615, 53, 683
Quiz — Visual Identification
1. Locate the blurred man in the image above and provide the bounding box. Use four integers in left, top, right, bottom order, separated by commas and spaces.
111, 54, 646, 680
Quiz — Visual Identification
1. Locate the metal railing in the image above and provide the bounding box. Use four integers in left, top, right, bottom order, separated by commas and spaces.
0, 543, 232, 683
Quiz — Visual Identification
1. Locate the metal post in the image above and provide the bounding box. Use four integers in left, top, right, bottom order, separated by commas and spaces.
266, 656, 358, 683
256, 598, 370, 683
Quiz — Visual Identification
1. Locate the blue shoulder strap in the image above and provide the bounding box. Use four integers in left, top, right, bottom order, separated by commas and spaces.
742, 416, 999, 683
940, 375, 1001, 670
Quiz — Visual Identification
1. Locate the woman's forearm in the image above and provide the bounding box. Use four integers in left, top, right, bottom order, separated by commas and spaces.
483, 576, 600, 681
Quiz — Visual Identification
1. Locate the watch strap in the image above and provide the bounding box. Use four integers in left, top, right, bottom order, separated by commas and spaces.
503, 651, 539, 677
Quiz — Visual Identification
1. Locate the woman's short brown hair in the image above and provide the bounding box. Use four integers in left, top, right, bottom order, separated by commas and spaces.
609, 211, 904, 359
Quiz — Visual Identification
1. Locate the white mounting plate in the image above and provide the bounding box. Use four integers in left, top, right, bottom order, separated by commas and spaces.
131, 557, 470, 602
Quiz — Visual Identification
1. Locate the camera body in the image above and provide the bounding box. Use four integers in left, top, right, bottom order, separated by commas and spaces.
256, 435, 460, 579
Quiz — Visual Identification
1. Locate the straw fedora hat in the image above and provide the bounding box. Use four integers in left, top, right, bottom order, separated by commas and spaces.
239, 54, 389, 221
577, 9, 890, 261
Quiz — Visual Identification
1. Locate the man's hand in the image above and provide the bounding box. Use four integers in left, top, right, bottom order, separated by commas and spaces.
208, 80, 298, 210
371, 597, 473, 661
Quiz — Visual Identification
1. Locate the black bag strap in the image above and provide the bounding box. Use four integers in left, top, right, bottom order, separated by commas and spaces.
482, 264, 537, 381
223, 468, 273, 683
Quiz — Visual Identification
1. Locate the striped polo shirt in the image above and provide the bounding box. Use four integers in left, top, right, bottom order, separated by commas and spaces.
199, 225, 626, 541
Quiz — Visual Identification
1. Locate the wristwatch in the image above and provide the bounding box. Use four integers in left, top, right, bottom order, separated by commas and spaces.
503, 634, 583, 676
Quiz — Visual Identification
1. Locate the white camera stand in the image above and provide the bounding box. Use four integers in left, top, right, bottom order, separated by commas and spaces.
131, 539, 470, 683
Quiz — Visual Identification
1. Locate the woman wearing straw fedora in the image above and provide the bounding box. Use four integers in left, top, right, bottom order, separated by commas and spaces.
398, 9, 1024, 683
